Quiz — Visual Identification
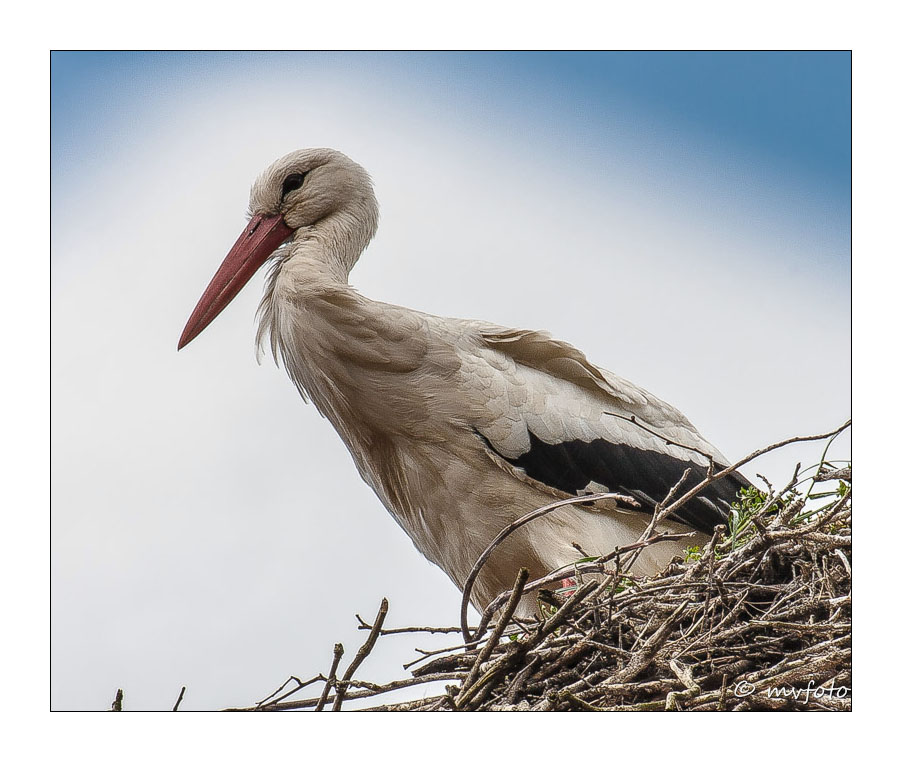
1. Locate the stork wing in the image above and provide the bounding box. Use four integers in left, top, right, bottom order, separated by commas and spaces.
465, 326, 749, 535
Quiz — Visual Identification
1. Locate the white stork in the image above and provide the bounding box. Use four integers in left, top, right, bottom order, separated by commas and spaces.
179, 148, 749, 613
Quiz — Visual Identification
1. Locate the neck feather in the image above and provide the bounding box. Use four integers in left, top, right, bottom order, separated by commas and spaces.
300, 200, 379, 283
254, 203, 377, 381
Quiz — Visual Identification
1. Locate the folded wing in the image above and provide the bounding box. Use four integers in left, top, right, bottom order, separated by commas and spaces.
463, 326, 749, 535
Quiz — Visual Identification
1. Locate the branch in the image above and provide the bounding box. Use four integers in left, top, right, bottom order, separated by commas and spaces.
332, 598, 389, 711
457, 568, 529, 707
314, 644, 344, 712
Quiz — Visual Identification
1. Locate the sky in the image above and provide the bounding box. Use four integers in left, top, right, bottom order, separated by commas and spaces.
51, 51, 851, 711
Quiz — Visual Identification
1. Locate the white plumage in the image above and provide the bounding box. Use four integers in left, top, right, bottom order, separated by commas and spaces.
180, 148, 748, 613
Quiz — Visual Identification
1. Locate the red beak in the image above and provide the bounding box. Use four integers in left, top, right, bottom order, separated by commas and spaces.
178, 214, 294, 350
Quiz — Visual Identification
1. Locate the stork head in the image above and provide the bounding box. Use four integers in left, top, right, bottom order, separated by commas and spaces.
249, 148, 377, 230
178, 148, 378, 350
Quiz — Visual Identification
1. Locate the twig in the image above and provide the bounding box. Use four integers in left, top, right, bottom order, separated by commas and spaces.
258, 674, 327, 709
458, 568, 529, 706
814, 466, 852, 483
246, 672, 468, 711
603, 601, 689, 685
314, 643, 344, 712
355, 614, 461, 635
332, 598, 389, 711
602, 412, 716, 465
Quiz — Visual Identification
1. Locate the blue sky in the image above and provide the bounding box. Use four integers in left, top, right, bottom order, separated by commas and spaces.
52, 52, 852, 180
51, 51, 851, 710
52, 51, 850, 237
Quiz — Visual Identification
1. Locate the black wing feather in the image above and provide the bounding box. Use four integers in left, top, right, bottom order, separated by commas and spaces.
487, 429, 750, 535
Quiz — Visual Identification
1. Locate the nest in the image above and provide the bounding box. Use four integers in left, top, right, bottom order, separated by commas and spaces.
229, 425, 851, 712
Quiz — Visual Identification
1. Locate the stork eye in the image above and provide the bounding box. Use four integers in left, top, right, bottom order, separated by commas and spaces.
281, 173, 307, 198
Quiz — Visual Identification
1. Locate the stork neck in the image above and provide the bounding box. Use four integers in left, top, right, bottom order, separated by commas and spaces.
289, 207, 376, 284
